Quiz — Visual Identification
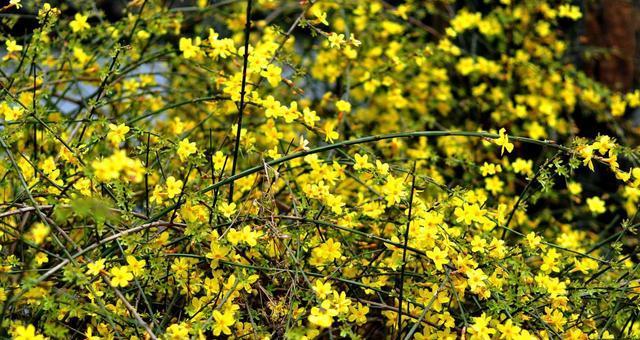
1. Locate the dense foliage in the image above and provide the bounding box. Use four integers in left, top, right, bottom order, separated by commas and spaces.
1, 0, 640, 339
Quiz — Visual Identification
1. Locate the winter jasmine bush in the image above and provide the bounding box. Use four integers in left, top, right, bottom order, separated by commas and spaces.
1, 0, 640, 339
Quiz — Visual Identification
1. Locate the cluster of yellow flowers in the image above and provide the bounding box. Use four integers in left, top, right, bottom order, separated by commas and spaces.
1, 0, 640, 339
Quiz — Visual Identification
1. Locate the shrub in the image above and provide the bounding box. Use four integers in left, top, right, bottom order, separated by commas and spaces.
1, 0, 639, 339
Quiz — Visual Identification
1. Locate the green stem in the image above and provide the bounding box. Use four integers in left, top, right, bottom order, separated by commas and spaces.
200, 130, 570, 195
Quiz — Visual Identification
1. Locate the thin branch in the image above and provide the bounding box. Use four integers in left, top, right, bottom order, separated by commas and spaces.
228, 0, 253, 202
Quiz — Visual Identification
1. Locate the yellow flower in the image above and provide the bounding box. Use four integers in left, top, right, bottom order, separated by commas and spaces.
165, 176, 184, 199
177, 138, 197, 162
308, 300, 338, 328
170, 257, 193, 280
5, 39, 23, 53
450, 10, 480, 33
70, 13, 90, 33
29, 223, 50, 245
567, 182, 582, 196
471, 236, 487, 253
348, 302, 369, 325
126, 255, 146, 276
150, 185, 164, 204
468, 313, 496, 340
327, 33, 345, 48
87, 259, 106, 276
540, 248, 561, 273
107, 123, 130, 146
611, 94, 627, 117
218, 202, 237, 218
376, 160, 389, 175
494, 128, 514, 155
261, 64, 282, 87
480, 162, 501, 176
179, 37, 201, 59
558, 4, 582, 20
11, 324, 45, 340
226, 228, 242, 245
586, 196, 606, 215
303, 107, 320, 127
454, 203, 484, 225
312, 280, 333, 299
9, 0, 22, 9
85, 326, 101, 340
466, 268, 487, 292
323, 121, 339, 143
283, 101, 301, 123
136, 30, 150, 40
577, 145, 595, 171
207, 29, 234, 59
572, 257, 599, 275
240, 226, 262, 247
524, 232, 542, 250
73, 46, 90, 64
336, 100, 352, 113
34, 253, 48, 265
511, 158, 532, 175
426, 246, 449, 271
212, 151, 227, 171
310, 238, 342, 267
226, 226, 262, 247
627, 90, 640, 107
496, 319, 521, 340
91, 150, 144, 183
310, 7, 329, 25
525, 122, 547, 139
331, 290, 351, 314
263, 96, 284, 119
74, 177, 92, 196
542, 307, 566, 331
41, 157, 56, 175
0, 103, 25, 121
593, 136, 615, 155
109, 266, 133, 287
212, 310, 235, 336
484, 176, 503, 195
353, 153, 372, 171
165, 323, 190, 340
